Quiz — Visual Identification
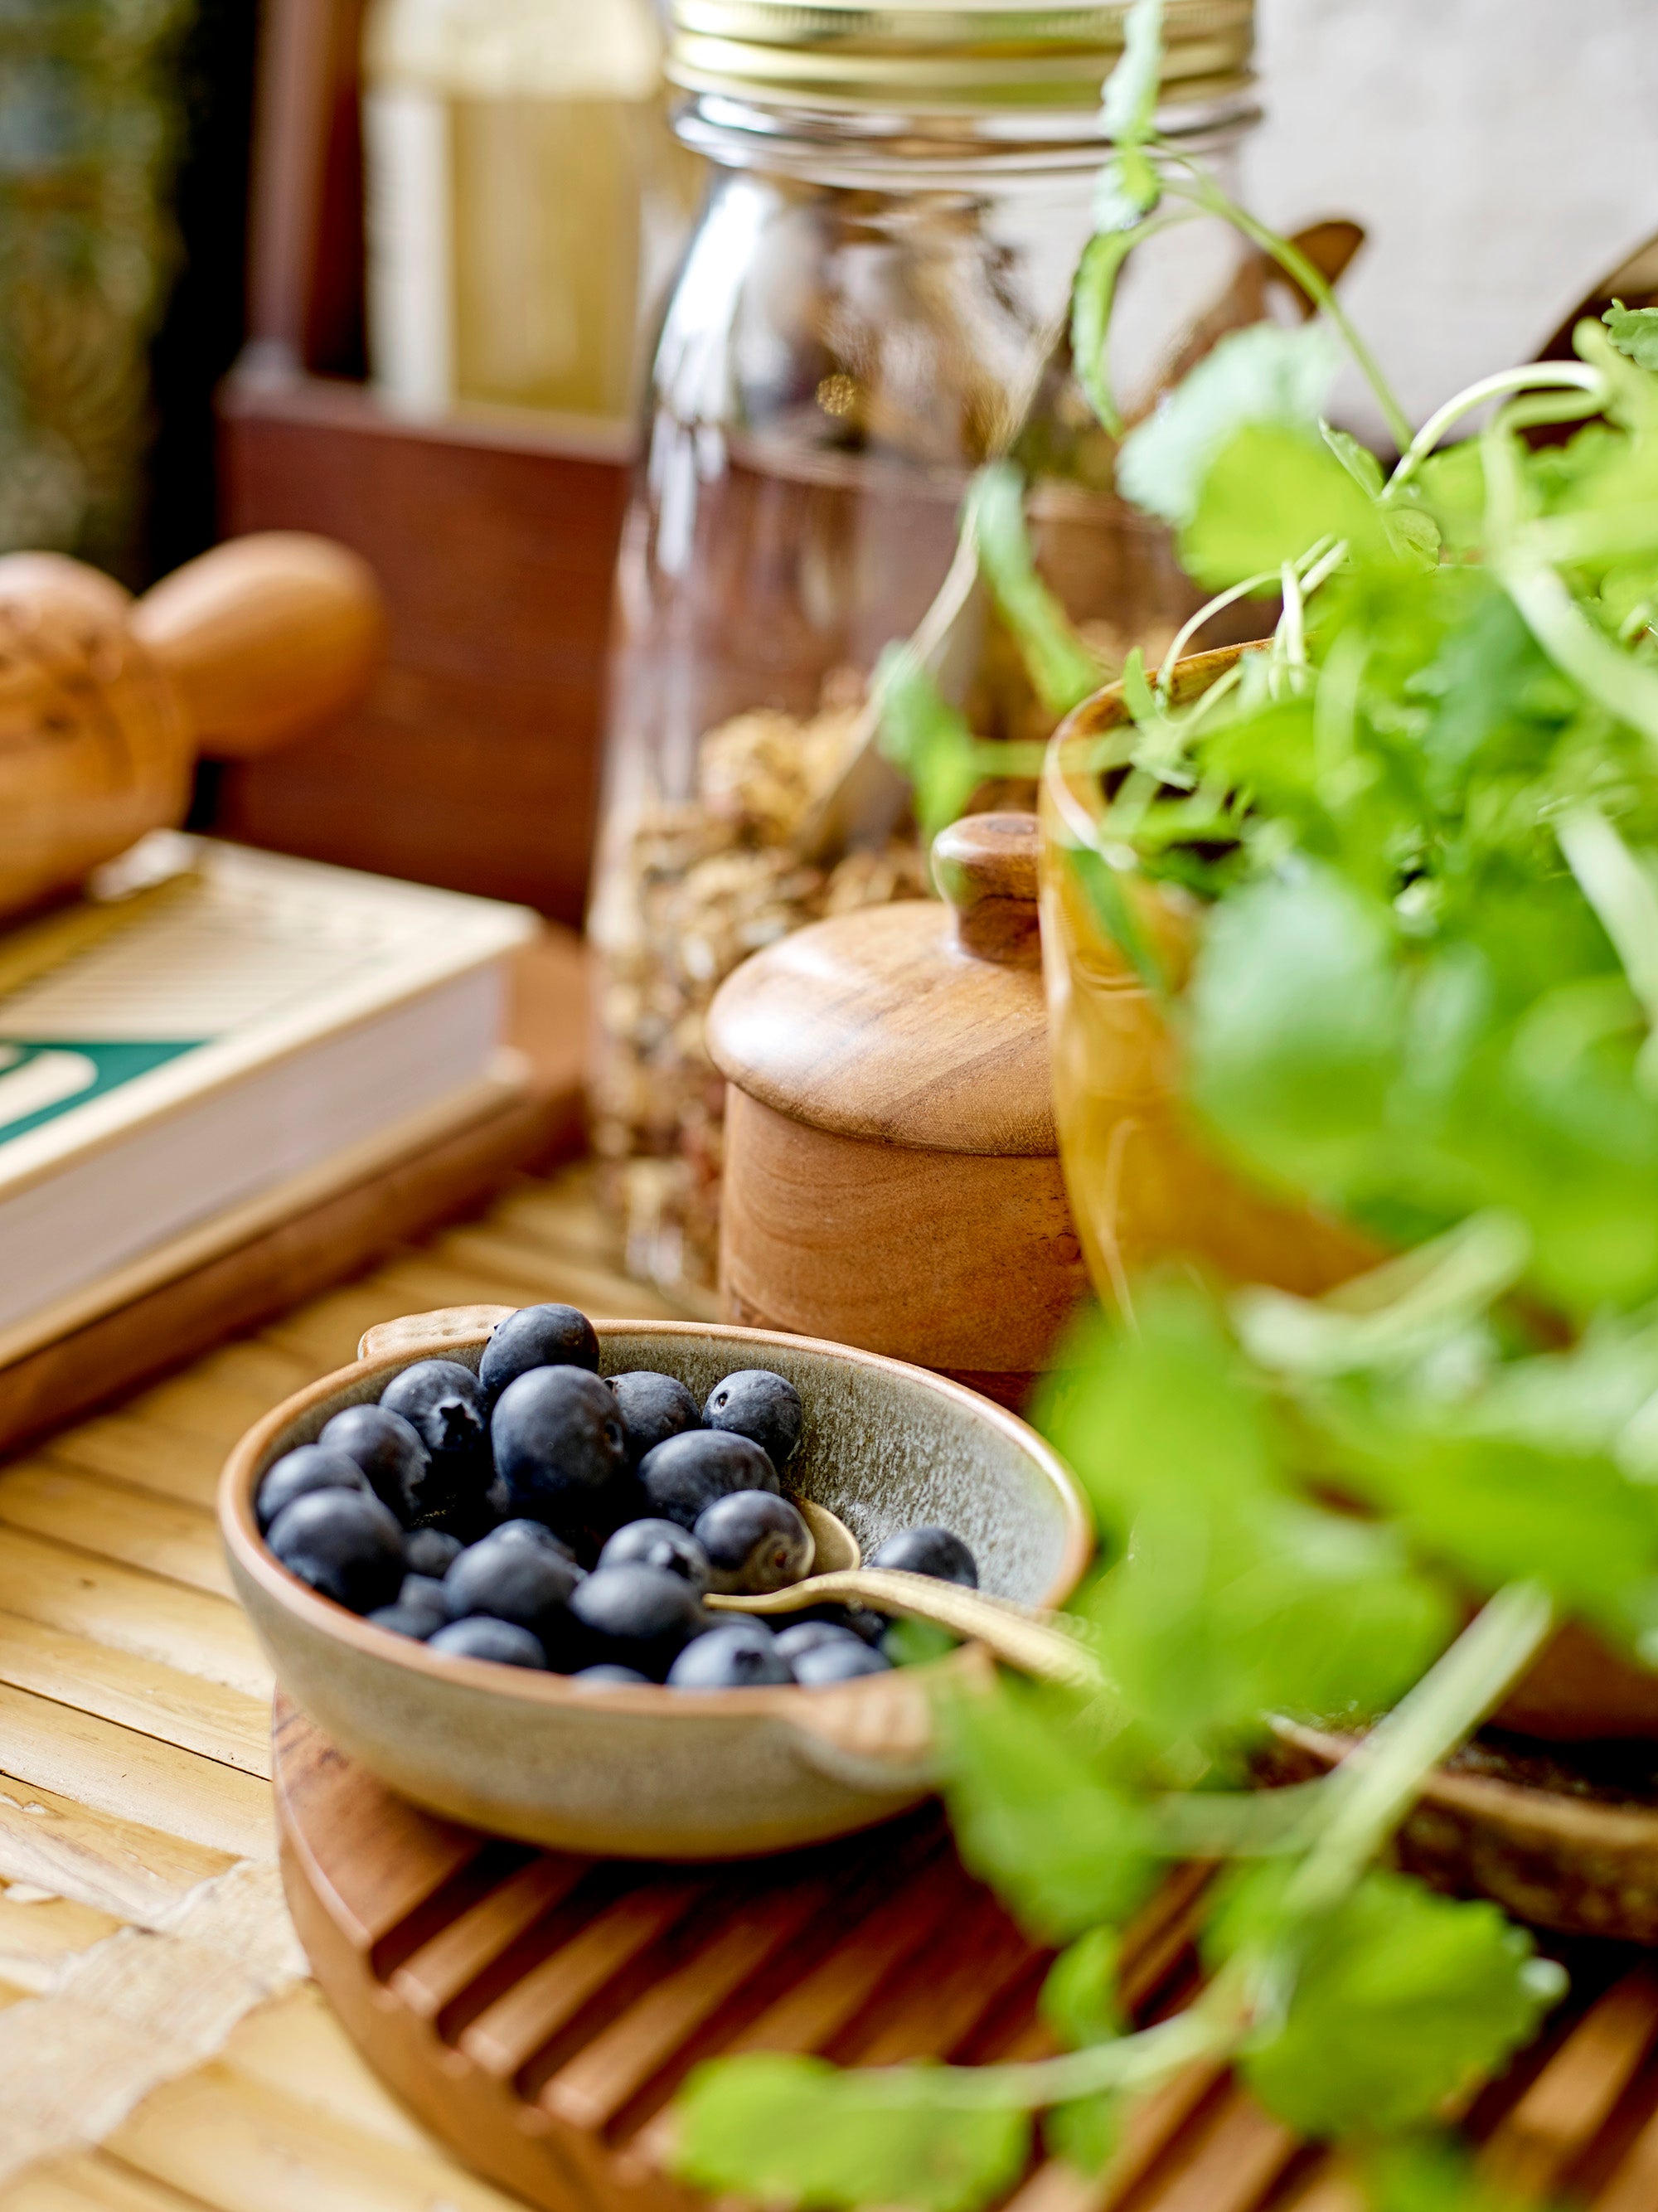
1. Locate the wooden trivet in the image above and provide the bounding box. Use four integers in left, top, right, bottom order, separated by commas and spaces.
274, 1700, 1658, 2211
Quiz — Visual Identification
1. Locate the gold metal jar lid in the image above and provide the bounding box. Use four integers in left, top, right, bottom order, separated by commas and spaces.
669, 0, 1253, 116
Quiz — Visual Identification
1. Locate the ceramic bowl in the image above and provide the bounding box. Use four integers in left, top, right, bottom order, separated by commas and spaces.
220, 1307, 1092, 1859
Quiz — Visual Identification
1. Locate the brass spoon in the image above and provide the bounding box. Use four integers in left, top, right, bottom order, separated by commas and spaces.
709, 1499, 1103, 1689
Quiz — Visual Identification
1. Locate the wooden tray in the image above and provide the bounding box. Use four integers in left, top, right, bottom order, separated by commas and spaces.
274, 1700, 1658, 2211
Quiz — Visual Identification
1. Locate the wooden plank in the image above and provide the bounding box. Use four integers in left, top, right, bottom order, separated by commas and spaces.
539, 1880, 835, 2132
0, 1887, 126, 1995
433, 1226, 682, 1319
0, 1614, 269, 1779
1143, 2090, 1300, 2212
389, 1854, 592, 2021
0, 2153, 210, 2212
105, 2064, 538, 2212
0, 1775, 234, 1926
1482, 1972, 1658, 2202
459, 1880, 702, 2080
0, 1683, 272, 1863
0, 1469, 229, 1600
217, 1985, 441, 2154
0, 1528, 269, 1700
41, 1425, 227, 1512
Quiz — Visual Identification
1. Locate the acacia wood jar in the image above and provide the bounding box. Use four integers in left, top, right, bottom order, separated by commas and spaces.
705, 813, 1089, 1408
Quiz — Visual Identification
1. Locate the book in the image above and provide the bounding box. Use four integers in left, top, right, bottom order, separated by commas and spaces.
0, 832, 539, 1338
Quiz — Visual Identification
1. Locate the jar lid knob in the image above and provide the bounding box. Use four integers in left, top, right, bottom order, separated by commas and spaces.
932, 812, 1040, 968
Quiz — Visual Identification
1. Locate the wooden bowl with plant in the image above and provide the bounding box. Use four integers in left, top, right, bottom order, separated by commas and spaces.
652, 12, 1658, 2210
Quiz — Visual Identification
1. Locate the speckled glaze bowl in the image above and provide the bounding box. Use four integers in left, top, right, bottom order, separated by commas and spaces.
221, 1308, 1092, 1859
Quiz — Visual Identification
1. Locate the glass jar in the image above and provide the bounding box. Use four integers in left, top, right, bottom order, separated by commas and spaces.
589, 0, 1261, 1300
361, 0, 701, 424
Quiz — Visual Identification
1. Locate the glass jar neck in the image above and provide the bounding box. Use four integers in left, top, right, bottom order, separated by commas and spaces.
675, 89, 1258, 187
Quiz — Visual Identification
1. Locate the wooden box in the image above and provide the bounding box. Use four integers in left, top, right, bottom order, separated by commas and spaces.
206, 0, 636, 927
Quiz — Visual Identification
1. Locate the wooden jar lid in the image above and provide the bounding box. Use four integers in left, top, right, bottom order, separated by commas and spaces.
707, 813, 1055, 1157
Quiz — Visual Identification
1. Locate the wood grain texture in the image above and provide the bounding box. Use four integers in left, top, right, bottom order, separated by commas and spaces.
707, 899, 1057, 1156
130, 535, 385, 762
215, 372, 630, 926
719, 1089, 1088, 1380
272, 1707, 1658, 2212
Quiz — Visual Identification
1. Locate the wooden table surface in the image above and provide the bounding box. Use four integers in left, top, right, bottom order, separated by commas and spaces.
6, 1164, 1658, 2211
0, 1160, 682, 2212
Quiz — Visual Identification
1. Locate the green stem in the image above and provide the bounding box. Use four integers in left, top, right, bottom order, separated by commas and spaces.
1386, 364, 1604, 495
816, 1583, 1555, 2118
1166, 168, 1412, 453
1279, 1580, 1555, 1917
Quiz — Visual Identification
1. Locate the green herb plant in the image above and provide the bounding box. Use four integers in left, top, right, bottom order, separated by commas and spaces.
672, 8, 1658, 2207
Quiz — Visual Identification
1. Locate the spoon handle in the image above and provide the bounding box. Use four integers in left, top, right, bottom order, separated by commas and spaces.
707, 1568, 1103, 1690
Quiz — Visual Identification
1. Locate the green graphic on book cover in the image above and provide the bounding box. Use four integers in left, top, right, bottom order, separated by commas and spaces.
0, 1041, 204, 1145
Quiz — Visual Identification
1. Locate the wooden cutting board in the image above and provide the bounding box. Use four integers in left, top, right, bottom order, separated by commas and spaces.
274, 1700, 1658, 2212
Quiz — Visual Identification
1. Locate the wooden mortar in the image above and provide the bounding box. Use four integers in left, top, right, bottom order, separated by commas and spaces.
706, 812, 1090, 1409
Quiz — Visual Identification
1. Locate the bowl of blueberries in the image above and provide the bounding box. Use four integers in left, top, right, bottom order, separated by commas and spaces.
220, 1302, 1090, 1858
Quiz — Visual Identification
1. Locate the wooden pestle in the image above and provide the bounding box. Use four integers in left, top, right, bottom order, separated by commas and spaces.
0, 531, 385, 919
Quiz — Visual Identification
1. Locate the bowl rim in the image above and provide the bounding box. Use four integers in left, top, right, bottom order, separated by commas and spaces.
219, 1315, 1095, 1722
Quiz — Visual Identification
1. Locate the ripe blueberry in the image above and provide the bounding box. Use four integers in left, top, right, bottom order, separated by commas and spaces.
608, 1370, 701, 1466
868, 1526, 978, 1588
490, 1517, 579, 1562
379, 1361, 492, 1526
792, 1637, 892, 1686
318, 1404, 430, 1518
572, 1664, 652, 1688
702, 1370, 802, 1471
774, 1621, 865, 1666
444, 1532, 584, 1664
598, 1517, 710, 1594
667, 1622, 791, 1690
403, 1527, 464, 1578
569, 1564, 705, 1681
381, 1359, 487, 1458
267, 1489, 405, 1613
366, 1574, 451, 1641
479, 1303, 599, 1403
491, 1366, 631, 1541
693, 1491, 812, 1595
428, 1618, 548, 1669
256, 1446, 369, 1532
638, 1430, 778, 1530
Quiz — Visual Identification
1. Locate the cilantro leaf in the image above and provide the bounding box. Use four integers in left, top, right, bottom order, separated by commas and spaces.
1185, 863, 1405, 1197
1604, 298, 1658, 373
1040, 1925, 1122, 2049
938, 1672, 1161, 1941
966, 465, 1103, 715
1207, 1867, 1563, 2138
1117, 322, 1342, 526
874, 644, 982, 837
672, 2055, 1030, 2212
1180, 423, 1384, 589
1071, 221, 1163, 433
1045, 2093, 1120, 2177
1043, 1292, 1454, 1752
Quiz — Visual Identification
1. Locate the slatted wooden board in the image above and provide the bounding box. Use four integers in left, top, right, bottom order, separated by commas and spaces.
274, 1700, 1658, 2212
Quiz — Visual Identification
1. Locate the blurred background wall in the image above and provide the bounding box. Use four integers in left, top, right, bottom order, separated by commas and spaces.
1245, 0, 1658, 439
